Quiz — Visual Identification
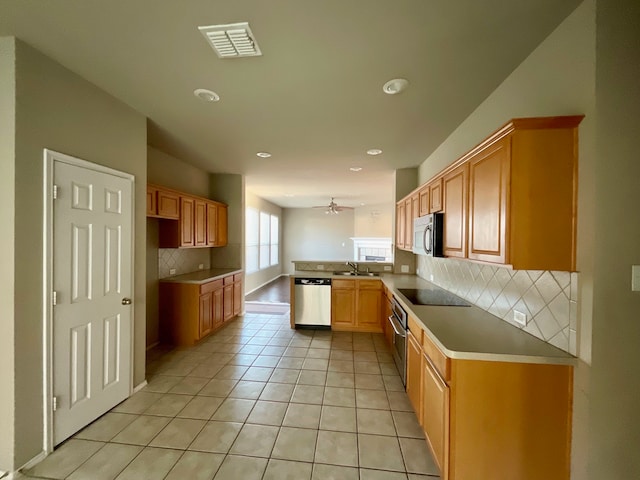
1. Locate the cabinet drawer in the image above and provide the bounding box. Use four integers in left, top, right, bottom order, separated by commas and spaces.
357, 279, 382, 290
234, 273, 243, 282
200, 279, 223, 294
422, 332, 450, 381
408, 315, 423, 341
223, 275, 234, 286
332, 279, 355, 289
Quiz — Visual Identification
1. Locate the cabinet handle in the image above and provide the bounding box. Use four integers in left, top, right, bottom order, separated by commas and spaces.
388, 315, 406, 338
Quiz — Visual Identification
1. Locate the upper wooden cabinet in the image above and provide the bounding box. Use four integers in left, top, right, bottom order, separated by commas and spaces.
429, 178, 443, 213
404, 197, 413, 251
442, 163, 469, 258
147, 184, 179, 219
419, 185, 430, 217
153, 184, 229, 249
395, 201, 406, 250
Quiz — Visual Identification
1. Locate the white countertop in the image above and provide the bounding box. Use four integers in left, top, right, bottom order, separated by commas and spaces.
291, 271, 575, 366
160, 268, 243, 284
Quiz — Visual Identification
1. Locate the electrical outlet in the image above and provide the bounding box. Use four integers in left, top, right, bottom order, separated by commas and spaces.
401, 265, 409, 273
384, 266, 392, 271
513, 310, 528, 327
169, 268, 176, 275
316, 264, 325, 270
198, 264, 204, 270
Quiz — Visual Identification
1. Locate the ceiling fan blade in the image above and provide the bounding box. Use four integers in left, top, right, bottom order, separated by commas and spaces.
335, 206, 354, 211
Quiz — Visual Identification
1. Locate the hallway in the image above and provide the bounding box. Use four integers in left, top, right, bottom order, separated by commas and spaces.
245, 276, 290, 304
23, 312, 439, 480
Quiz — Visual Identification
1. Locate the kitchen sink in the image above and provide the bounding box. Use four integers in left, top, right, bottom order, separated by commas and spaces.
335, 271, 380, 277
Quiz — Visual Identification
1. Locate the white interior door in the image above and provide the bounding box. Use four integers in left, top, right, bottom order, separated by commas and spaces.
52, 160, 133, 446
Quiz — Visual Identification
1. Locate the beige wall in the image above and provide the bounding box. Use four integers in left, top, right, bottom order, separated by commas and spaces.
209, 173, 244, 269
146, 147, 212, 347
0, 36, 16, 472
354, 203, 393, 238
6, 39, 147, 470
245, 191, 283, 293
414, 2, 596, 477
589, 1, 640, 478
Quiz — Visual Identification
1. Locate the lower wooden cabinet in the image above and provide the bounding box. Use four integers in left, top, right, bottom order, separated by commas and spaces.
406, 329, 423, 423
160, 272, 242, 346
422, 352, 449, 474
331, 279, 382, 332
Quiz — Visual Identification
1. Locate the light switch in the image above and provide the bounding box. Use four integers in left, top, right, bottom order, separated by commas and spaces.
513, 310, 528, 327
632, 265, 640, 292
169, 268, 176, 275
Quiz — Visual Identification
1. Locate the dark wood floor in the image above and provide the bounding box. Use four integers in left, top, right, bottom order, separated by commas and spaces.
245, 275, 290, 303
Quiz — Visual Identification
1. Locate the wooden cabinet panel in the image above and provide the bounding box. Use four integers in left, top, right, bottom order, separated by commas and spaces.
468, 138, 510, 264
404, 198, 413, 251
206, 202, 217, 246
212, 287, 224, 328
406, 330, 423, 424
157, 189, 180, 219
429, 178, 443, 212
180, 197, 195, 247
194, 200, 208, 247
147, 186, 157, 216
443, 163, 468, 258
216, 204, 228, 247
331, 287, 356, 328
233, 277, 242, 316
356, 288, 381, 329
422, 353, 449, 474
223, 284, 234, 321
419, 186, 430, 216
198, 292, 213, 339
396, 202, 405, 250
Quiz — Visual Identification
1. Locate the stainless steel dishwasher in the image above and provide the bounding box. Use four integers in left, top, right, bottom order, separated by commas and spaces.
293, 277, 332, 329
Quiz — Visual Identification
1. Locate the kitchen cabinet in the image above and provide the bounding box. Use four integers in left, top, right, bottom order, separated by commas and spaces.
331, 279, 383, 332
418, 185, 430, 216
215, 204, 228, 247
429, 178, 443, 213
206, 202, 217, 246
194, 199, 208, 247
147, 184, 180, 220
159, 272, 241, 346
405, 313, 572, 480
404, 197, 413, 251
396, 201, 406, 250
406, 328, 423, 423
442, 163, 468, 258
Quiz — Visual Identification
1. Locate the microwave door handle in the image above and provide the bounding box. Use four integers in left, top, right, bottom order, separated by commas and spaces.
424, 225, 432, 254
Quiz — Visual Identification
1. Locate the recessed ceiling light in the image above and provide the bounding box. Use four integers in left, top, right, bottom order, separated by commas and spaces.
256, 152, 272, 158
367, 148, 383, 156
383, 78, 409, 95
350, 167, 363, 172
194, 88, 220, 102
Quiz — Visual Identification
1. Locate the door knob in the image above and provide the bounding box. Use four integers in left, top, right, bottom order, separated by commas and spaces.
122, 298, 132, 305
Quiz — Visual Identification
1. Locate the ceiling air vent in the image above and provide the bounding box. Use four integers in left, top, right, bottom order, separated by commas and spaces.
198, 22, 262, 58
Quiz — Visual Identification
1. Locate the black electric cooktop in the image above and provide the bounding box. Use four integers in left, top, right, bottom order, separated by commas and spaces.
398, 288, 471, 307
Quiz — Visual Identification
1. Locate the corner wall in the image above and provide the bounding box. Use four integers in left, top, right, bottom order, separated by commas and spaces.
0, 36, 16, 473
209, 173, 244, 270
11, 39, 147, 469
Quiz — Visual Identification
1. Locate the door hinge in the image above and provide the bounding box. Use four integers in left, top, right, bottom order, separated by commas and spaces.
52, 184, 58, 200
52, 396, 58, 411
52, 291, 57, 306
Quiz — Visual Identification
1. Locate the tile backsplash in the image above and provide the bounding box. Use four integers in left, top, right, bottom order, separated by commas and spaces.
158, 248, 211, 279
417, 256, 578, 355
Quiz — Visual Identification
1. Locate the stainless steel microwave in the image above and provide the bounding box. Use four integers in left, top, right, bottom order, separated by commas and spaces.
413, 213, 444, 256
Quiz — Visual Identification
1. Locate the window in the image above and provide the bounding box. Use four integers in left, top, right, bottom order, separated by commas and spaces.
246, 208, 279, 273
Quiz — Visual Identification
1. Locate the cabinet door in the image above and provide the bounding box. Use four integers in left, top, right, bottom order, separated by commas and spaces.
429, 178, 443, 213
419, 186, 430, 216
406, 330, 423, 424
180, 197, 195, 247
199, 292, 214, 339
443, 163, 468, 258
383, 295, 393, 347
422, 353, 450, 474
216, 205, 228, 247
331, 287, 356, 328
356, 288, 382, 330
157, 189, 180, 219
404, 198, 413, 251
468, 139, 510, 264
396, 202, 405, 250
223, 284, 234, 321
194, 200, 208, 247
233, 279, 242, 316
147, 186, 157, 216
212, 287, 224, 328
206, 202, 217, 246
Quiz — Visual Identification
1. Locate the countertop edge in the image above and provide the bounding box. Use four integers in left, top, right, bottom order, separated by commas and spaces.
160, 268, 243, 285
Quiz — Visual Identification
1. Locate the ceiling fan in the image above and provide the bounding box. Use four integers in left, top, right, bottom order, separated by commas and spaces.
312, 197, 354, 215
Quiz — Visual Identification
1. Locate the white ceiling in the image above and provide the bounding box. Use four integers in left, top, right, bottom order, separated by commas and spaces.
0, 0, 580, 208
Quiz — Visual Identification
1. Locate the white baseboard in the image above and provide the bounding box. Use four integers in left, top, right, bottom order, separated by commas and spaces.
133, 380, 148, 394
245, 273, 288, 296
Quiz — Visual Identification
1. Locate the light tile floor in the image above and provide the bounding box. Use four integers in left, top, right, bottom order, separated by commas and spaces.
22, 312, 440, 480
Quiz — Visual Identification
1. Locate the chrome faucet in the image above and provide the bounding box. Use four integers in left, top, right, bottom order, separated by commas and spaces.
346, 261, 359, 274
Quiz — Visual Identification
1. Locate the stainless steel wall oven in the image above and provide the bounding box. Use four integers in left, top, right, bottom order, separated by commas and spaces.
388, 298, 408, 385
